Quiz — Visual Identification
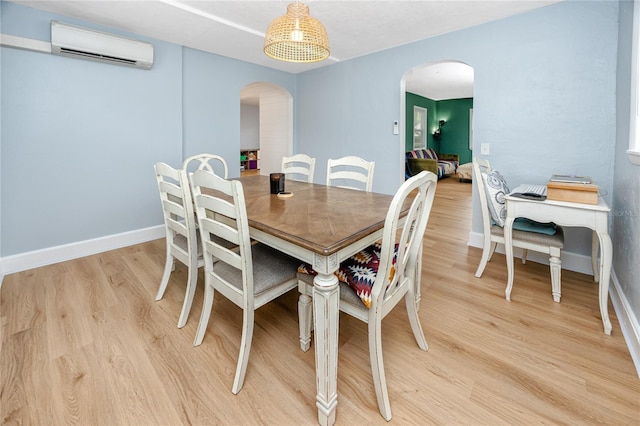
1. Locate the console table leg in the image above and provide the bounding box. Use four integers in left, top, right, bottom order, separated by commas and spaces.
597, 232, 613, 335
503, 217, 516, 301
591, 230, 600, 283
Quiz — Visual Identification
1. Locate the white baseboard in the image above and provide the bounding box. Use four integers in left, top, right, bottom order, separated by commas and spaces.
0, 225, 165, 284
609, 270, 640, 378
468, 231, 594, 275
469, 231, 640, 379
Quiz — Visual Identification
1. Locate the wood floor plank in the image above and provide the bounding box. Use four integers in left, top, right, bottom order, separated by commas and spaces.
1, 323, 54, 424
1, 177, 639, 425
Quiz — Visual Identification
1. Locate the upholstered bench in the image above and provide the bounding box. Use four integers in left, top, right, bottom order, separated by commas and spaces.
457, 162, 472, 182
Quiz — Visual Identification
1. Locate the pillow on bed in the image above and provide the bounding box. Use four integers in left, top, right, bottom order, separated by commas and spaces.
481, 170, 510, 227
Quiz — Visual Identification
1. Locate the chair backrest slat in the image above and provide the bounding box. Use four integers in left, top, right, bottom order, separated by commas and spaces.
326, 155, 375, 192
282, 154, 316, 183
190, 170, 253, 295
154, 161, 198, 254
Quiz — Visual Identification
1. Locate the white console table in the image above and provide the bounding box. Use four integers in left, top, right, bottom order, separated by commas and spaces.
503, 195, 613, 335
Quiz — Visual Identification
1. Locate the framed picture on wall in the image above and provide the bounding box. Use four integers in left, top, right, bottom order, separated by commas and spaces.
413, 106, 427, 150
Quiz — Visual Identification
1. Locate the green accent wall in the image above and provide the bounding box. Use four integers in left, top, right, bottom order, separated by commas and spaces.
405, 92, 473, 164
437, 98, 474, 164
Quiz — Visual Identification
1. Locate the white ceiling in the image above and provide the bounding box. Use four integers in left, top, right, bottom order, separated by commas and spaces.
405, 61, 474, 101
9, 0, 563, 99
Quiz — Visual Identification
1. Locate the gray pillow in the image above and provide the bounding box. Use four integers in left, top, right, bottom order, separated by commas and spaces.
481, 170, 510, 227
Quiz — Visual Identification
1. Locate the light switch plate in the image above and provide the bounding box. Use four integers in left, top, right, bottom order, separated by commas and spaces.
480, 143, 490, 155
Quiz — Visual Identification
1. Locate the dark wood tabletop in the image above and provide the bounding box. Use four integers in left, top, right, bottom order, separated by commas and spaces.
237, 175, 396, 256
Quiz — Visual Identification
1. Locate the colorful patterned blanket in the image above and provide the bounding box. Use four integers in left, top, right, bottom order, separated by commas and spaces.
298, 242, 398, 308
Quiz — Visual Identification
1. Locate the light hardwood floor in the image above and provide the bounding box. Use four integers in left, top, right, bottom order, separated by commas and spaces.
2, 178, 639, 425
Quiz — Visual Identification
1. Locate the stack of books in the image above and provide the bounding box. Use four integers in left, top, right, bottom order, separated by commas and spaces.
546, 175, 598, 204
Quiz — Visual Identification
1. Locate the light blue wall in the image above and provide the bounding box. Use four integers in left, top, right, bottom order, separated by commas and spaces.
296, 56, 406, 193
1, 2, 182, 256
614, 0, 640, 327
297, 0, 618, 256
0, 1, 295, 256
182, 48, 296, 177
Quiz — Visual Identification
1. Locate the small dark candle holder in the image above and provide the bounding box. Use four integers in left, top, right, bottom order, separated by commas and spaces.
270, 173, 285, 194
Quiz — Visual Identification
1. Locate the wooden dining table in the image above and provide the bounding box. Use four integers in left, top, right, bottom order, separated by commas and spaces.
236, 174, 403, 425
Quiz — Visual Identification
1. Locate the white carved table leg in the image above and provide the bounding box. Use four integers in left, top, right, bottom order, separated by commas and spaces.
312, 253, 339, 426
597, 231, 613, 335
591, 230, 600, 283
298, 290, 313, 352
503, 216, 516, 301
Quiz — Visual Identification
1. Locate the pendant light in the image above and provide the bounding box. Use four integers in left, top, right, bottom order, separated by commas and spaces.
264, 2, 330, 63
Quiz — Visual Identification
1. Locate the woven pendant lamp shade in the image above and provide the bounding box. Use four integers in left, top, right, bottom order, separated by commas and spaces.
264, 2, 330, 63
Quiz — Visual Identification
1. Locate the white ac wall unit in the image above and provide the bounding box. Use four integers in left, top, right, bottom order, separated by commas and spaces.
50, 21, 153, 69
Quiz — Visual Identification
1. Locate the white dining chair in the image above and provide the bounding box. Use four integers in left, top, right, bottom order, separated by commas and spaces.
298, 170, 437, 421
281, 153, 316, 183
326, 155, 375, 191
190, 170, 300, 394
473, 158, 564, 301
153, 162, 203, 328
183, 153, 229, 178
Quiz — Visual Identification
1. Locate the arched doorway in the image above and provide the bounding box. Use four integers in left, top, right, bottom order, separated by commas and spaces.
400, 60, 475, 240
401, 61, 474, 177
240, 82, 293, 175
